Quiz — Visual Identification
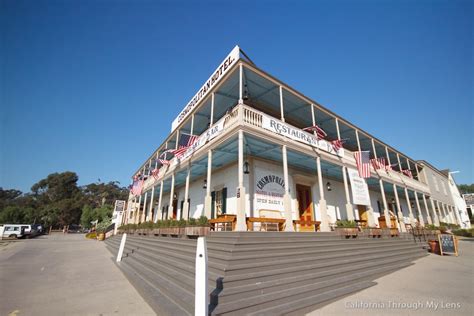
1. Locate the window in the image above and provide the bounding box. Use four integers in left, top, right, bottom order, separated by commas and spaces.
211, 188, 227, 218
432, 175, 439, 192
441, 182, 447, 195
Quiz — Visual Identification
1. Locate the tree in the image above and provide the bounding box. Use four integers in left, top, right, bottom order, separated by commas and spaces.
458, 184, 474, 194
80, 205, 113, 228
30, 172, 83, 227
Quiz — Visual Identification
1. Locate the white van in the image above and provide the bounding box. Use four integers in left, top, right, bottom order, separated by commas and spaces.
2, 224, 24, 239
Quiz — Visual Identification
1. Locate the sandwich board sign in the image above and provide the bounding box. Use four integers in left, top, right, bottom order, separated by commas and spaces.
438, 234, 458, 256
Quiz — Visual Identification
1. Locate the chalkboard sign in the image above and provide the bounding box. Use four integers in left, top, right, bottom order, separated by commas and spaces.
438, 234, 458, 256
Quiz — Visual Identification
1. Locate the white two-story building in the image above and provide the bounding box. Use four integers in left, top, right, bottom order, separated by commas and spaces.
123, 46, 463, 232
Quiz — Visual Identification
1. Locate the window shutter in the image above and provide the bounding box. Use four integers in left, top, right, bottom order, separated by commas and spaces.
211, 191, 216, 219
222, 187, 227, 214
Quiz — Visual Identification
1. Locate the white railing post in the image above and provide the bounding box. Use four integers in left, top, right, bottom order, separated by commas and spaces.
195, 237, 208, 316
116, 233, 127, 262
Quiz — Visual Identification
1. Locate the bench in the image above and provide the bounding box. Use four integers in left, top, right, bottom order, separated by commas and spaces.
209, 214, 236, 231
247, 210, 286, 231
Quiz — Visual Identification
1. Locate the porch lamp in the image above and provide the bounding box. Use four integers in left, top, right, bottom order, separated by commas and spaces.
243, 144, 250, 174
244, 161, 250, 174
243, 83, 249, 101
326, 181, 332, 191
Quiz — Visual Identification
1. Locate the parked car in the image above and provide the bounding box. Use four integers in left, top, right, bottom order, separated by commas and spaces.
20, 224, 39, 238
2, 224, 24, 239
32, 224, 44, 235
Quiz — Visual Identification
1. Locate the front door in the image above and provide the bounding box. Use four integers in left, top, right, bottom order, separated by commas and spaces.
296, 184, 314, 232
172, 199, 178, 219
358, 205, 368, 228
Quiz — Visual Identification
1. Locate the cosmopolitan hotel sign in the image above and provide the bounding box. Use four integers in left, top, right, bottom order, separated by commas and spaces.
171, 46, 240, 132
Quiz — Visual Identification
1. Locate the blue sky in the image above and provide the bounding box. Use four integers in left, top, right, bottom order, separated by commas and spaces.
1, 0, 472, 192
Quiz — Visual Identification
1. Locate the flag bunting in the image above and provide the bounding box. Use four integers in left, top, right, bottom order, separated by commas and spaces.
370, 157, 386, 170
303, 125, 327, 140
330, 139, 345, 152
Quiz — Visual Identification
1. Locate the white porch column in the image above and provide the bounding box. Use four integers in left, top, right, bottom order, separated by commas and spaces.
316, 156, 330, 232
414, 191, 425, 227
342, 166, 354, 221
135, 194, 142, 224
430, 198, 440, 226
168, 173, 175, 219
422, 194, 433, 225
210, 93, 215, 125
439, 201, 447, 223
141, 191, 148, 222
155, 181, 164, 222
393, 184, 406, 232
204, 150, 212, 219
148, 186, 155, 222
235, 130, 247, 231
282, 145, 294, 232
238, 64, 243, 104
404, 188, 416, 225
183, 166, 191, 220
371, 139, 390, 227
379, 179, 391, 228
279, 86, 285, 121
451, 205, 462, 226
448, 205, 456, 224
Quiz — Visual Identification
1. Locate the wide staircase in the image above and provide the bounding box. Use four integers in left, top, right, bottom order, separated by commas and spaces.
104, 232, 428, 315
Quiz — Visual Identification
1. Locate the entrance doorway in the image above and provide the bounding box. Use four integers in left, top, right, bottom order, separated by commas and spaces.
296, 184, 314, 232
357, 205, 368, 228
172, 199, 178, 219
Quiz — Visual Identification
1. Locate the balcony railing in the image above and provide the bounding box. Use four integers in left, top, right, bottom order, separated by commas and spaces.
141, 104, 428, 193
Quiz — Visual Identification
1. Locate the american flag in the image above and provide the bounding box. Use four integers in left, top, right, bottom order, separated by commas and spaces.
172, 133, 198, 159
158, 149, 174, 165
402, 169, 413, 178
370, 157, 386, 170
151, 168, 159, 179
131, 180, 144, 196
330, 139, 345, 152
303, 125, 327, 140
354, 151, 371, 178
385, 163, 397, 172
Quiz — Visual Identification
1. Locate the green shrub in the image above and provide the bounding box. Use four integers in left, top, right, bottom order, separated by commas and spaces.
85, 232, 97, 239
439, 222, 460, 230
188, 218, 197, 226
96, 219, 112, 233
177, 219, 187, 227
197, 216, 209, 226
161, 219, 170, 228
335, 220, 357, 228
452, 228, 474, 237
425, 224, 438, 230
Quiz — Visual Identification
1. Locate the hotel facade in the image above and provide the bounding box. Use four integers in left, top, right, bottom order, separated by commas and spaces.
123, 46, 466, 232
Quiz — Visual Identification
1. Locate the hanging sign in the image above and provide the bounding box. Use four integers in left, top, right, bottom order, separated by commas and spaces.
171, 46, 241, 132
347, 167, 370, 206
261, 116, 344, 157
254, 167, 286, 212
180, 119, 225, 161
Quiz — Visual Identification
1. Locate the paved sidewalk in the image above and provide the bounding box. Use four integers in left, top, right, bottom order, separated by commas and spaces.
0, 233, 155, 316
307, 239, 474, 316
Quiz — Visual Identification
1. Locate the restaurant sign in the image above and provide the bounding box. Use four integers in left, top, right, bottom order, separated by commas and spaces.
254, 167, 285, 211
262, 116, 344, 157
171, 46, 241, 132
